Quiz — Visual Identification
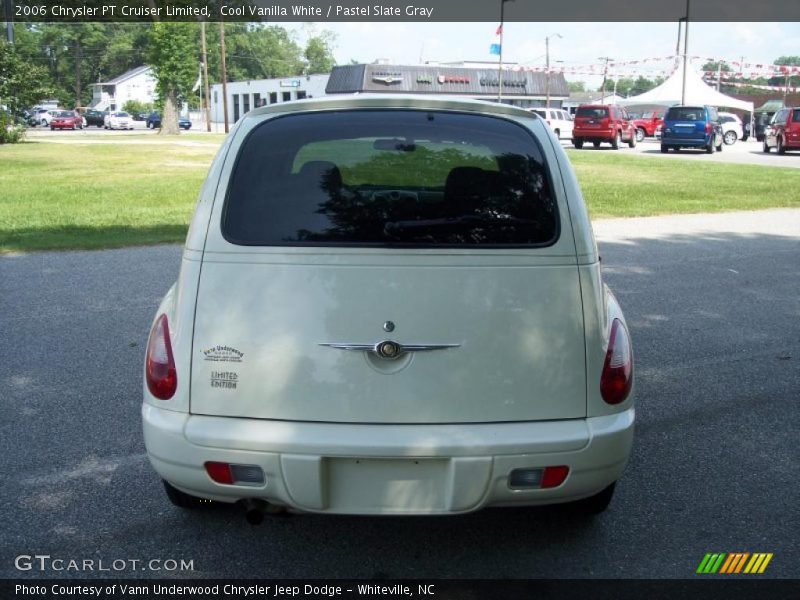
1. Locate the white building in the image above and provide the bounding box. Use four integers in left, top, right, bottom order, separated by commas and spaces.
210, 74, 330, 124
91, 65, 157, 111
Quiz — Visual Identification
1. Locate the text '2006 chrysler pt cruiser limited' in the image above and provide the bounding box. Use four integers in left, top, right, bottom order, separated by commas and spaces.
142, 95, 634, 522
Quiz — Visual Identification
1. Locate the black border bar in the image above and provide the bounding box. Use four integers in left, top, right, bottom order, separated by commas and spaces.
7, 0, 800, 22
4, 579, 800, 600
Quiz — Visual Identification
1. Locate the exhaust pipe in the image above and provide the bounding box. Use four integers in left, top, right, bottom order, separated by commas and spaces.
242, 499, 267, 525
241, 499, 288, 524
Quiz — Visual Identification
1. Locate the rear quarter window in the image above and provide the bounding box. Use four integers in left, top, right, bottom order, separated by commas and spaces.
222, 110, 559, 247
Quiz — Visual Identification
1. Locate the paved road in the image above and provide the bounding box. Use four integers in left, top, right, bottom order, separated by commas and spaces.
1, 209, 798, 579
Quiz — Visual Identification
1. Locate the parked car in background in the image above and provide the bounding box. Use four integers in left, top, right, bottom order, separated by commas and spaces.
572, 104, 636, 149
718, 112, 744, 145
631, 110, 664, 142
146, 112, 192, 130
755, 111, 778, 142
142, 95, 635, 520
35, 108, 55, 127
530, 108, 573, 140
49, 110, 84, 130
763, 107, 800, 154
146, 111, 161, 129
80, 109, 107, 127
104, 111, 134, 130
660, 105, 723, 154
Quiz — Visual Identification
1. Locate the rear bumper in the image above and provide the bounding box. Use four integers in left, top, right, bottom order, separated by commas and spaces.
573, 128, 615, 141
142, 404, 635, 515
661, 135, 710, 147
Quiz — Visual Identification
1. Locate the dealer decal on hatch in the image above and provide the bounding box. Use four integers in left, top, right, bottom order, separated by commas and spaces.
202, 345, 244, 363
210, 371, 238, 390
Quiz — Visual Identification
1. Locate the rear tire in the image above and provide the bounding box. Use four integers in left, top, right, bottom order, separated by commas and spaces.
628, 130, 637, 148
777, 137, 786, 155
706, 139, 715, 154
611, 131, 620, 149
723, 131, 737, 145
661, 144, 669, 153
573, 138, 583, 149
593, 141, 601, 148
763, 140, 771, 153
568, 483, 616, 515
635, 127, 645, 142
163, 480, 205, 509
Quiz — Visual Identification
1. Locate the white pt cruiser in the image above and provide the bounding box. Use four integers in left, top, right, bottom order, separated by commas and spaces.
142, 95, 635, 522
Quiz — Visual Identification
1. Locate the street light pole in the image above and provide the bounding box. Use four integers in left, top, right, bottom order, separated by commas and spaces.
598, 56, 613, 103
681, 0, 690, 105
544, 33, 562, 108
497, 0, 514, 103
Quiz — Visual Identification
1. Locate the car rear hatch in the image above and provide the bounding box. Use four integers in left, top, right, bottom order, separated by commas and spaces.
574, 106, 609, 132
190, 108, 587, 424
665, 107, 707, 141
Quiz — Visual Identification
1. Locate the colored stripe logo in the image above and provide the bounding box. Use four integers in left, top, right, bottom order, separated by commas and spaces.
697, 553, 773, 574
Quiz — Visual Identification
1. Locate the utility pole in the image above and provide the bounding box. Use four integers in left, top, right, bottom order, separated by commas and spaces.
544, 33, 562, 109
675, 18, 683, 58
219, 21, 229, 134
497, 0, 514, 103
200, 21, 211, 132
599, 56, 613, 102
716, 62, 721, 91
681, 0, 690, 105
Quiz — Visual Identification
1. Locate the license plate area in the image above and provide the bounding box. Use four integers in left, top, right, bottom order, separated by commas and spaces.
326, 457, 447, 512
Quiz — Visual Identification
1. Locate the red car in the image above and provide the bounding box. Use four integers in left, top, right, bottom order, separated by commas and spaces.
763, 107, 800, 154
631, 110, 664, 142
50, 111, 84, 130
572, 104, 636, 149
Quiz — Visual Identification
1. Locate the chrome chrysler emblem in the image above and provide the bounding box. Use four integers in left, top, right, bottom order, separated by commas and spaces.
319, 340, 460, 361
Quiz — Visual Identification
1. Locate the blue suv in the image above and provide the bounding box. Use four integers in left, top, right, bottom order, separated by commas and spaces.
661, 105, 723, 154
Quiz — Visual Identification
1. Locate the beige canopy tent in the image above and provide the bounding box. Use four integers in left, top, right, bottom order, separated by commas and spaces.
620, 62, 754, 113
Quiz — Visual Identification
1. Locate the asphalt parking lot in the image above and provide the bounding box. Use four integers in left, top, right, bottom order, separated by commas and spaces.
1, 209, 798, 580
561, 135, 800, 168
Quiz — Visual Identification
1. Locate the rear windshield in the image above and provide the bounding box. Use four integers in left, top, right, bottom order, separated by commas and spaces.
576, 107, 608, 118
222, 110, 558, 247
666, 107, 705, 121
793, 110, 800, 122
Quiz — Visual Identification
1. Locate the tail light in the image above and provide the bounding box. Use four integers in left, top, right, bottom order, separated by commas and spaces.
205, 462, 265, 486
600, 319, 633, 404
145, 314, 177, 400
705, 122, 713, 133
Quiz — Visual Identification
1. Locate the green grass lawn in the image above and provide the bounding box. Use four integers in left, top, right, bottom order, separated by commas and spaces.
0, 139, 218, 252
1, 138, 799, 253
566, 150, 800, 218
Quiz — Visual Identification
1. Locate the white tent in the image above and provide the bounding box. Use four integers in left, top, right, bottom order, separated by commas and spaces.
620, 62, 754, 113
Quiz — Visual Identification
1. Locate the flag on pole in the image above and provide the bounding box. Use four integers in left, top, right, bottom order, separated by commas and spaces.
191, 63, 202, 93
490, 23, 502, 55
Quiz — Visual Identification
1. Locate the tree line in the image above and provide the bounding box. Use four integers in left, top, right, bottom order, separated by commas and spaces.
2, 22, 336, 125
